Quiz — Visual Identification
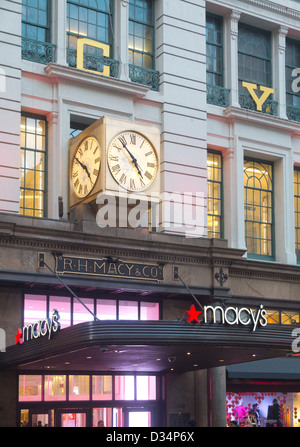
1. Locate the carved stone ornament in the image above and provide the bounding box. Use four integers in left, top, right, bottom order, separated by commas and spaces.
215, 268, 229, 287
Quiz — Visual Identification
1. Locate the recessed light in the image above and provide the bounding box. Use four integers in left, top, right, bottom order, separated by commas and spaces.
65, 362, 70, 365
86, 356, 92, 359
187, 352, 191, 355
219, 359, 224, 362
193, 364, 198, 367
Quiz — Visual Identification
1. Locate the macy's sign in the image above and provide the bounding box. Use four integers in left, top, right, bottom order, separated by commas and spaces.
186, 304, 268, 332
15, 310, 60, 344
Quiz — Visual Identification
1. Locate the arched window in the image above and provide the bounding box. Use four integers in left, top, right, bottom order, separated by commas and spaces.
244, 159, 274, 258
66, 0, 114, 74
238, 24, 272, 90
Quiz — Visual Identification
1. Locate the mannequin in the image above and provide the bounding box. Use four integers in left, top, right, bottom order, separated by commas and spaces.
234, 398, 247, 424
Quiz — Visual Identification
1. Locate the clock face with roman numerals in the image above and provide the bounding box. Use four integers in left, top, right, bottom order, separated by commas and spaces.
107, 131, 158, 192
71, 137, 101, 198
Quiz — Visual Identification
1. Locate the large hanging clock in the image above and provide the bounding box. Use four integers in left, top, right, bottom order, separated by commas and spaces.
71, 136, 101, 198
107, 131, 158, 192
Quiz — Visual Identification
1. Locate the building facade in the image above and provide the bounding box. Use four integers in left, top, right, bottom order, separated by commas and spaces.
0, 0, 300, 428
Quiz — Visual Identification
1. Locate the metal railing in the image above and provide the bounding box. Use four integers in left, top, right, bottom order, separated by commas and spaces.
67, 48, 119, 78
287, 104, 300, 122
207, 84, 230, 108
22, 37, 56, 65
129, 64, 160, 91
239, 92, 278, 116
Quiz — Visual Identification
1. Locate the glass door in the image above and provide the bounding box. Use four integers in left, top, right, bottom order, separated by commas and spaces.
31, 411, 50, 427
124, 409, 152, 427
56, 410, 89, 427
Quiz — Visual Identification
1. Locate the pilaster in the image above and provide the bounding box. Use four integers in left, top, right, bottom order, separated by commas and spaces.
156, 0, 207, 238
273, 25, 288, 120
224, 10, 241, 108
52, 0, 67, 66
114, 0, 130, 81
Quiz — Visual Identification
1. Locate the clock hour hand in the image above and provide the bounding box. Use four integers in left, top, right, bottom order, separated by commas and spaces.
75, 156, 92, 182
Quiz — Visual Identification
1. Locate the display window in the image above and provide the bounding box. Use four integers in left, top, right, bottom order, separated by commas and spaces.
23, 294, 160, 328
18, 373, 160, 427
226, 392, 300, 427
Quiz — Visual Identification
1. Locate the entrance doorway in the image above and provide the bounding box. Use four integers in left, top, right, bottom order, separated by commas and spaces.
60, 412, 87, 427
55, 409, 89, 427
124, 409, 152, 427
21, 407, 155, 427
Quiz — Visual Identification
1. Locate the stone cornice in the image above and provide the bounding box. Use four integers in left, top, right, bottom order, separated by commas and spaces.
211, 0, 300, 21
223, 105, 300, 134
241, 0, 300, 20
0, 216, 242, 267
44, 63, 150, 99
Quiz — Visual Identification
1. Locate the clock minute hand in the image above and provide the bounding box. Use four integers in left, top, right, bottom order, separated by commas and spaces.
75, 156, 92, 181
119, 141, 143, 179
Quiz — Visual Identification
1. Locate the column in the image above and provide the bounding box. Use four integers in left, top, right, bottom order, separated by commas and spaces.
0, 371, 18, 427
114, 0, 130, 81
195, 370, 208, 427
274, 153, 297, 264
207, 367, 227, 427
224, 10, 241, 108
46, 111, 59, 219
156, 0, 207, 238
273, 26, 288, 120
223, 133, 246, 251
0, 0, 22, 214
52, 0, 67, 66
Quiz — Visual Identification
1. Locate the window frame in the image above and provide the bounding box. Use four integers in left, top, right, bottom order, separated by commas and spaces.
20, 113, 48, 219
66, 0, 114, 51
244, 157, 275, 261
22, 0, 52, 43
286, 38, 300, 108
294, 167, 300, 263
206, 13, 224, 88
207, 150, 224, 239
18, 373, 160, 403
23, 292, 161, 328
128, 0, 155, 70
238, 23, 272, 90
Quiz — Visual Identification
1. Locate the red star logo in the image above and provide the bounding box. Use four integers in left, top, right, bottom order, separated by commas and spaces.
15, 329, 23, 345
186, 305, 202, 323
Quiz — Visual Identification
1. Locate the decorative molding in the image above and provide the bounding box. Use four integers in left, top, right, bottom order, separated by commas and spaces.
234, 0, 300, 20
45, 63, 150, 99
0, 234, 235, 267
226, 10, 241, 41
224, 105, 300, 133
229, 268, 300, 283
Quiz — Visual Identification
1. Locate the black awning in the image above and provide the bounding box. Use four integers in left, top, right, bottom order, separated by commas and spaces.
0, 320, 294, 373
